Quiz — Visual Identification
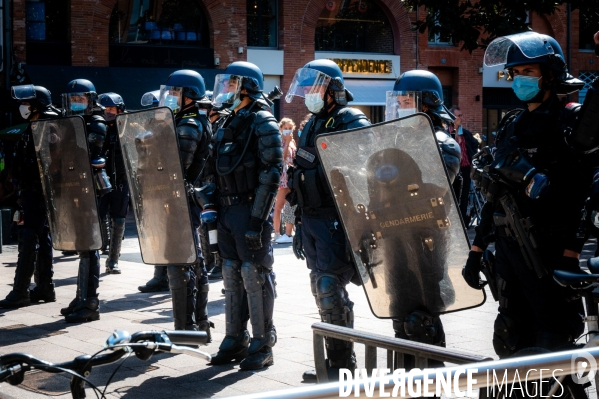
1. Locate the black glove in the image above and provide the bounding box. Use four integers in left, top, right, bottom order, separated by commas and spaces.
245, 217, 263, 251
462, 251, 485, 290
293, 223, 305, 260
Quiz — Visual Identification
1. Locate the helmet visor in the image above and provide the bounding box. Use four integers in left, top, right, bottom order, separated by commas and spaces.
285, 68, 332, 103
158, 86, 183, 113
484, 31, 556, 67
11, 84, 36, 101
212, 74, 243, 108
62, 92, 94, 116
385, 91, 421, 121
141, 90, 161, 107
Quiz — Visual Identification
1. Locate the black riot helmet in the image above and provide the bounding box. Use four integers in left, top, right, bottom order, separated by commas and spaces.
62, 78, 98, 116
99, 92, 126, 111
212, 61, 265, 108
285, 59, 353, 107
484, 31, 584, 95
11, 84, 53, 111
389, 70, 454, 123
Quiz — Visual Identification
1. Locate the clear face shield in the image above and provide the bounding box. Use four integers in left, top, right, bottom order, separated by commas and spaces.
285, 68, 332, 104
384, 91, 421, 121
158, 86, 183, 114
484, 31, 555, 67
212, 74, 242, 109
11, 84, 36, 101
62, 92, 94, 116
140, 90, 160, 107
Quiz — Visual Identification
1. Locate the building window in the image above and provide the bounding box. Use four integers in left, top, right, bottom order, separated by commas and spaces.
315, 0, 393, 53
25, 0, 68, 42
579, 71, 598, 103
579, 11, 599, 50
428, 11, 452, 45
109, 0, 210, 47
247, 0, 277, 47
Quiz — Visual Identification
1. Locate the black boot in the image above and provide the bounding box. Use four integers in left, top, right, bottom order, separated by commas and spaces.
105, 218, 125, 274
240, 330, 277, 370
198, 320, 214, 344
60, 297, 78, 316
30, 283, 56, 303
302, 354, 357, 382
211, 331, 250, 365
168, 265, 197, 330
100, 215, 110, 255
0, 229, 37, 308
65, 296, 100, 323
138, 266, 169, 292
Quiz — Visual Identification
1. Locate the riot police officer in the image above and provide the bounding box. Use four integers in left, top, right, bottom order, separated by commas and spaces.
209, 62, 282, 370
464, 32, 591, 357
285, 59, 370, 380
0, 85, 59, 308
98, 93, 130, 274
59, 78, 109, 323
385, 70, 461, 353
160, 70, 214, 335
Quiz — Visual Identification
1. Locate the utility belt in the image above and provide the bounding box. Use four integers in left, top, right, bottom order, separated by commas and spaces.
219, 193, 255, 207
290, 146, 331, 210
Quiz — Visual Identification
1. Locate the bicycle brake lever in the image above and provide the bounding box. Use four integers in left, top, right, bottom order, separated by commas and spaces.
170, 344, 212, 361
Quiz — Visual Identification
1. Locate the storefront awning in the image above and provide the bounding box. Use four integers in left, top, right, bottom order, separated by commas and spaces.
344, 79, 396, 106
23, 65, 220, 111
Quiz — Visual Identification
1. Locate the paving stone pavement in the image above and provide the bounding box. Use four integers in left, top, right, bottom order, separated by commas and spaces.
0, 218, 597, 398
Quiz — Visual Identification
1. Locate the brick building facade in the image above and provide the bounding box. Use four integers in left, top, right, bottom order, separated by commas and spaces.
8, 0, 599, 138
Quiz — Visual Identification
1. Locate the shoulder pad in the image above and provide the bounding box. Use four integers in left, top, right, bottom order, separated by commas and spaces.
337, 107, 369, 125
87, 116, 107, 134
178, 115, 199, 128
177, 123, 200, 141
435, 130, 461, 159
252, 110, 279, 135
498, 108, 524, 128
562, 102, 581, 127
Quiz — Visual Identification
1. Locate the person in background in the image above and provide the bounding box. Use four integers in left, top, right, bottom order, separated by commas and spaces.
449, 105, 479, 226
273, 117, 297, 244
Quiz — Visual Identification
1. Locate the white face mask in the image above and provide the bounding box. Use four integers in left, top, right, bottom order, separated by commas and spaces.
304, 93, 324, 114
282, 129, 292, 136
397, 108, 417, 119
19, 105, 32, 120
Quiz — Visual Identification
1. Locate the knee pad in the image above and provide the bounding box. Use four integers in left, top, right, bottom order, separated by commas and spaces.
18, 227, 38, 253
168, 265, 191, 290
309, 272, 318, 298
404, 310, 443, 346
241, 262, 266, 294
222, 259, 242, 290
112, 217, 126, 227
493, 314, 519, 358
315, 274, 353, 327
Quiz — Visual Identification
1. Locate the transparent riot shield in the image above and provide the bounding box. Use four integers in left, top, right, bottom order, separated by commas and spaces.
116, 107, 197, 265
31, 117, 102, 251
315, 113, 485, 319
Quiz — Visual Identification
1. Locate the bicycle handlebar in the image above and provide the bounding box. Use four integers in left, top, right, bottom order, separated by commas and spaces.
0, 329, 211, 389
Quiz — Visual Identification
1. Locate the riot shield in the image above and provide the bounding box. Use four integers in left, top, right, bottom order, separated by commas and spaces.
315, 113, 485, 319
31, 116, 102, 251
116, 107, 197, 265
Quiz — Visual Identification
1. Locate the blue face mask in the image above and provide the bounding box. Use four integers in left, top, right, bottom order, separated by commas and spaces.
164, 95, 179, 112
512, 75, 541, 102
71, 103, 87, 112
229, 98, 241, 110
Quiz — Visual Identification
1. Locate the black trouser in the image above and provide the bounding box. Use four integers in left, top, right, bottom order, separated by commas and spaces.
21, 189, 53, 284
98, 176, 130, 219
492, 236, 584, 357
452, 165, 471, 223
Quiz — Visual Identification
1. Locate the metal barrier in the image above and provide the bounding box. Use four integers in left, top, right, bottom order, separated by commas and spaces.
229, 346, 599, 399
312, 323, 491, 383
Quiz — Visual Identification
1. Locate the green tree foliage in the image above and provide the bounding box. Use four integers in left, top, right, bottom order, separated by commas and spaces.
401, 0, 598, 53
